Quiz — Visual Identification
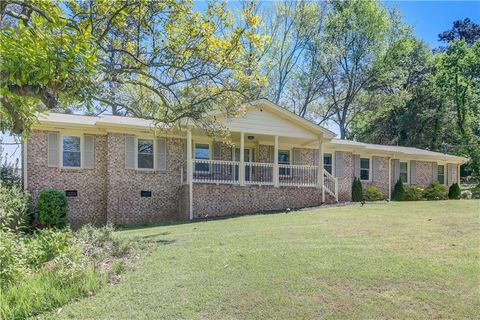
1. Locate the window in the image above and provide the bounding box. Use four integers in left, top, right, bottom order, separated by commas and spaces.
62, 136, 81, 167
324, 153, 333, 174
138, 139, 154, 169
279, 150, 290, 176
438, 165, 445, 184
195, 143, 210, 172
400, 161, 408, 183
360, 157, 370, 181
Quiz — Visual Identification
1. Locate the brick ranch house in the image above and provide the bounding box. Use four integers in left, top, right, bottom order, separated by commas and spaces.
23, 99, 467, 227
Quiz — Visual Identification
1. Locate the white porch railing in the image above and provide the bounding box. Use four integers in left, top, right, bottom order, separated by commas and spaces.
279, 164, 318, 187
188, 159, 338, 201
245, 162, 274, 186
192, 159, 239, 184
324, 169, 338, 201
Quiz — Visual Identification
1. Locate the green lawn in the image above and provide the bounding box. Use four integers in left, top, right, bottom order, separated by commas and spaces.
49, 201, 479, 319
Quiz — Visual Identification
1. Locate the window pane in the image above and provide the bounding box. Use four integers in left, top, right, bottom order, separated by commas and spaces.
400, 172, 408, 183
360, 169, 369, 180
400, 162, 408, 173
438, 165, 445, 174
438, 175, 445, 184
138, 139, 153, 154
195, 144, 210, 159
324, 153, 332, 165
278, 151, 290, 164
360, 158, 370, 169
63, 151, 81, 167
63, 136, 80, 152
138, 154, 154, 169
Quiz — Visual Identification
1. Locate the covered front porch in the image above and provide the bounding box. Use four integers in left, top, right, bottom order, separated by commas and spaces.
182, 130, 338, 219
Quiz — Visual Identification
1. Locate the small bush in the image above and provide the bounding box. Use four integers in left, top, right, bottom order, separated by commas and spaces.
38, 189, 68, 228
423, 182, 448, 200
363, 186, 384, 201
461, 190, 472, 199
448, 183, 461, 199
351, 177, 363, 202
0, 185, 31, 232
404, 185, 424, 201
392, 178, 405, 201
0, 232, 27, 286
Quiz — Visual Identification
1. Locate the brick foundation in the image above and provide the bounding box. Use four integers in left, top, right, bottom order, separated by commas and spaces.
191, 184, 335, 219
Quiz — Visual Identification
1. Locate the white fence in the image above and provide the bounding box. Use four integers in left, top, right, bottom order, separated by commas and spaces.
188, 159, 338, 200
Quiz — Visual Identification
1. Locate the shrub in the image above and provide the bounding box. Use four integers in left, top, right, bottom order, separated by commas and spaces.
0, 185, 31, 232
423, 182, 448, 200
404, 185, 424, 201
363, 186, 384, 201
448, 183, 461, 199
0, 232, 27, 286
351, 177, 363, 202
38, 189, 68, 228
461, 190, 472, 199
471, 183, 480, 199
392, 178, 405, 201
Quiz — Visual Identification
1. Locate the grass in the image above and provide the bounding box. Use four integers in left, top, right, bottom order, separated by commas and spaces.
47, 201, 479, 319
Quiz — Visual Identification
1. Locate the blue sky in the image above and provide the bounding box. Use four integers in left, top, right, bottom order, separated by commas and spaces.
1, 1, 479, 163
386, 1, 479, 48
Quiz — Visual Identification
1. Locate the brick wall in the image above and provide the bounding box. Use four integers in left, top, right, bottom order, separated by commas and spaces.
191, 184, 334, 219
105, 133, 185, 225
27, 131, 108, 228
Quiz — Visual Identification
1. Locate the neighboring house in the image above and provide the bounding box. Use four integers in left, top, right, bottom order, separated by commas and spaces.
24, 99, 467, 227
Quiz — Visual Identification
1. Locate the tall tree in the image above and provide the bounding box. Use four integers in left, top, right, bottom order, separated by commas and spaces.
0, 0, 266, 135
436, 40, 480, 174
317, 0, 389, 138
439, 18, 480, 45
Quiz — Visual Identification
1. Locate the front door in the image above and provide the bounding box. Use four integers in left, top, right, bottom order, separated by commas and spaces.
234, 148, 252, 181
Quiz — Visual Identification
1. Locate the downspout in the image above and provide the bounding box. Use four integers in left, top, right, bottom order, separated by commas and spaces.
388, 154, 392, 201
22, 137, 28, 191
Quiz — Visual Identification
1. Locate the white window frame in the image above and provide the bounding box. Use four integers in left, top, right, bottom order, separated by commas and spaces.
194, 142, 212, 173
324, 152, 334, 175
399, 161, 409, 184
438, 164, 446, 185
60, 134, 83, 169
359, 157, 371, 182
136, 137, 155, 171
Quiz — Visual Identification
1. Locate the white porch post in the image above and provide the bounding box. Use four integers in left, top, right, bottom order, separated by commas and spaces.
457, 163, 461, 184
187, 129, 193, 220
239, 132, 245, 186
274, 135, 279, 187
318, 139, 325, 202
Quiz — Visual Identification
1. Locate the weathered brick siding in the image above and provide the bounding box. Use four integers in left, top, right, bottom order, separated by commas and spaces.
415, 161, 434, 187
105, 133, 185, 225
362, 156, 389, 198
27, 131, 108, 228
27, 130, 460, 225
191, 184, 334, 219
336, 152, 354, 202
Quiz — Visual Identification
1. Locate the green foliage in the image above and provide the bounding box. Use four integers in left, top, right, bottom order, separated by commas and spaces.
461, 190, 472, 199
0, 225, 132, 319
471, 183, 480, 199
392, 178, 405, 201
423, 182, 448, 200
351, 177, 364, 202
0, 185, 31, 232
363, 185, 384, 201
37, 189, 68, 228
448, 183, 461, 199
404, 185, 425, 201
